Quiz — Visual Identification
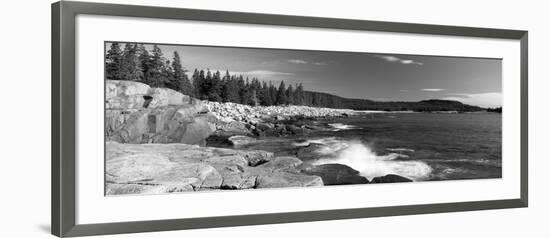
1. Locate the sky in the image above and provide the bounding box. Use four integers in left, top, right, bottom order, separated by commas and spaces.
107, 42, 502, 108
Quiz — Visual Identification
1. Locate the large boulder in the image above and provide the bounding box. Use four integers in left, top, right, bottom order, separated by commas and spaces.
216, 121, 251, 135
106, 80, 150, 109
255, 172, 323, 188
371, 174, 413, 183
302, 164, 369, 185
146, 87, 198, 108
106, 80, 150, 98
105, 142, 323, 195
178, 117, 216, 145
105, 80, 216, 145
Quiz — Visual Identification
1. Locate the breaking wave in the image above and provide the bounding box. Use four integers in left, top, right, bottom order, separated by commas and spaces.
300, 138, 432, 181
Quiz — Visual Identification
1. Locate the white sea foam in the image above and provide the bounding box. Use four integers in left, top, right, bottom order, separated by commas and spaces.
307, 138, 432, 181
328, 123, 357, 131
292, 137, 340, 147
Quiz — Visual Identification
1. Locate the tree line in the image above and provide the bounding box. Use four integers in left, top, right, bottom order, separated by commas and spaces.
106, 43, 330, 107
106, 43, 194, 96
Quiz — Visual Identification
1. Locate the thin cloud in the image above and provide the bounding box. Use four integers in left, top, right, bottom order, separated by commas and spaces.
422, 88, 446, 92
399, 90, 409, 92
287, 59, 308, 64
287, 59, 328, 66
240, 70, 295, 76
375, 55, 424, 66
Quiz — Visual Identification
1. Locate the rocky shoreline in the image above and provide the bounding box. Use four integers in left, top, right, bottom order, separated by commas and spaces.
203, 100, 360, 138
105, 80, 412, 195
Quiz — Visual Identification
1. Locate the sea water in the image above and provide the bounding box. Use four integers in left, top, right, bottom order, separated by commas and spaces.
225, 112, 502, 181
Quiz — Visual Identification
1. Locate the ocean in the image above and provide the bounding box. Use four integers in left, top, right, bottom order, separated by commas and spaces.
231, 112, 502, 182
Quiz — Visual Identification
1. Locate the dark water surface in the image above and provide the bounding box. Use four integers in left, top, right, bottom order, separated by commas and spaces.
225, 112, 502, 181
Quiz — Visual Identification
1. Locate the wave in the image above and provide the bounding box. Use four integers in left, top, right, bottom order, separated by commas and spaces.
386, 148, 415, 153
428, 158, 501, 167
328, 123, 357, 131
306, 138, 432, 181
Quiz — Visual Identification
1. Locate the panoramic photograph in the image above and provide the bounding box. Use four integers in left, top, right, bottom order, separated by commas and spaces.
104, 42, 502, 196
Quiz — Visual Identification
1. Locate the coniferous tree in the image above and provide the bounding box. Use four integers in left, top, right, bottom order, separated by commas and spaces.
106, 43, 123, 80
144, 45, 168, 88
208, 70, 222, 102
137, 44, 150, 83
191, 69, 201, 97
236, 76, 246, 104
260, 81, 273, 106
171, 51, 193, 96
161, 59, 174, 89
286, 84, 295, 105
269, 82, 278, 105
196, 69, 207, 100
295, 83, 305, 105
221, 71, 240, 103
119, 43, 143, 81
249, 78, 261, 106
276, 81, 288, 105
240, 77, 254, 105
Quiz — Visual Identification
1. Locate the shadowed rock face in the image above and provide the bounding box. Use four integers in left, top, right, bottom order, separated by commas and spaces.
370, 174, 413, 183
302, 163, 369, 185
105, 80, 216, 145
105, 142, 323, 195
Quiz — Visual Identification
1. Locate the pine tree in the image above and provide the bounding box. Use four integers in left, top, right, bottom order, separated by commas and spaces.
144, 45, 168, 88
207, 70, 222, 102
161, 59, 174, 89
137, 44, 150, 83
286, 84, 295, 105
276, 81, 288, 105
191, 69, 201, 97
119, 43, 143, 81
269, 82, 278, 105
260, 81, 273, 106
221, 71, 240, 103
196, 69, 207, 100
295, 83, 305, 105
171, 51, 193, 96
106, 43, 123, 80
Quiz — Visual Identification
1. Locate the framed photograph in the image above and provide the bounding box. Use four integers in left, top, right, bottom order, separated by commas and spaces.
52, 1, 528, 237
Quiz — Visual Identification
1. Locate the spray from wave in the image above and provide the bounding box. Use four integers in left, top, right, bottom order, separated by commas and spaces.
300, 138, 432, 181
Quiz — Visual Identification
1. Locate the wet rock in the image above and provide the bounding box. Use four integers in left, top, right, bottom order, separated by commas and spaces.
255, 172, 323, 188
258, 156, 303, 172
371, 174, 413, 183
296, 143, 325, 161
217, 121, 251, 135
303, 164, 369, 185
286, 125, 308, 135
240, 150, 274, 166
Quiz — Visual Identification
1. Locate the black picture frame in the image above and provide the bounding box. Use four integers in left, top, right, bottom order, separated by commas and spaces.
51, 1, 528, 237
